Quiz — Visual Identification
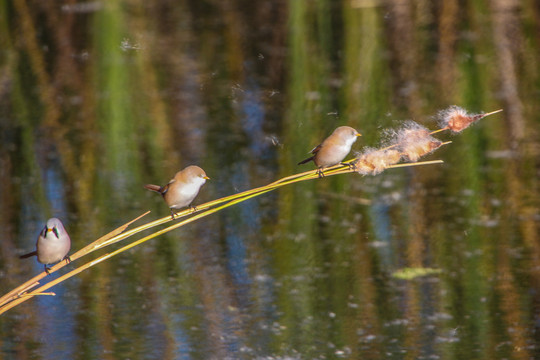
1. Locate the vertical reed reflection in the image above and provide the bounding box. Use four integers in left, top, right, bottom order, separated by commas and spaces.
0, 0, 539, 359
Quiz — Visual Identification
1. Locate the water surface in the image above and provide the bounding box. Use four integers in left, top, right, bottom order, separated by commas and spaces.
0, 1, 539, 359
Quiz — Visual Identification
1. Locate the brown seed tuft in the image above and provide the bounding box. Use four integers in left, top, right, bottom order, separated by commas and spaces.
437, 106, 502, 133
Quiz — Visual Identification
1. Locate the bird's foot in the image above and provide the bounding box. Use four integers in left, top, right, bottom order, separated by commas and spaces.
317, 168, 325, 178
341, 161, 356, 171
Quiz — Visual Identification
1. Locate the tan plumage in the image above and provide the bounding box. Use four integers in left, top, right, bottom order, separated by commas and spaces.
144, 165, 209, 218
298, 126, 361, 177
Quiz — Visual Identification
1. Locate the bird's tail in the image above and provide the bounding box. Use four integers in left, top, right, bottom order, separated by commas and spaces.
297, 156, 314, 165
144, 184, 162, 193
19, 251, 37, 259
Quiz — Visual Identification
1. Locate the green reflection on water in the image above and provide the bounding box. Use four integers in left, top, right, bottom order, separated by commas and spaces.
0, 1, 539, 359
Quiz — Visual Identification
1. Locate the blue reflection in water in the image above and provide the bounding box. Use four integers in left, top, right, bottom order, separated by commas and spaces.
35, 275, 75, 359
35, 162, 75, 358
219, 80, 275, 355
174, 319, 196, 360
224, 81, 266, 292
20, 161, 69, 268
225, 201, 251, 288
44, 164, 69, 219
242, 81, 268, 161
369, 200, 395, 267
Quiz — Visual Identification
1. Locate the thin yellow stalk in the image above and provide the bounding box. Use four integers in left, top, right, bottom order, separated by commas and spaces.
0, 107, 503, 315
268, 169, 316, 185
19, 292, 55, 297
0, 189, 275, 314
483, 109, 503, 117
386, 160, 444, 169
429, 127, 449, 135
95, 158, 447, 253
0, 213, 149, 307
0, 156, 444, 314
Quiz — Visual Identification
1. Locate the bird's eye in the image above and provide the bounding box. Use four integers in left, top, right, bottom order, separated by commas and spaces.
52, 227, 60, 239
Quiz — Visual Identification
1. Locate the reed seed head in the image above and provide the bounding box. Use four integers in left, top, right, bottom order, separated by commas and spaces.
385, 121, 442, 162
401, 139, 443, 162
437, 105, 494, 133
355, 148, 402, 175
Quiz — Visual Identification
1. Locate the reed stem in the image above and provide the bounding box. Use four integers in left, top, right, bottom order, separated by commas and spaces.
2, 111, 495, 314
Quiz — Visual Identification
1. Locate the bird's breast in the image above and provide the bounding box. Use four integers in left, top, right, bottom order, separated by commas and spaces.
314, 143, 351, 167
164, 179, 205, 209
36, 234, 71, 264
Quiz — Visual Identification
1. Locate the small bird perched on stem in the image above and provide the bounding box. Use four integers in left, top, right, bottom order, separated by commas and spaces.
20, 218, 71, 274
298, 126, 362, 177
144, 165, 210, 219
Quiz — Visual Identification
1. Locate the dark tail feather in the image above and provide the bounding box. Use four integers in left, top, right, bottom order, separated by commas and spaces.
297, 156, 314, 165
144, 184, 162, 193
19, 251, 37, 259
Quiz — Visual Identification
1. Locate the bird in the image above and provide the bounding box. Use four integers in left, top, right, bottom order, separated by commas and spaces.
298, 126, 362, 177
144, 165, 210, 219
19, 218, 71, 274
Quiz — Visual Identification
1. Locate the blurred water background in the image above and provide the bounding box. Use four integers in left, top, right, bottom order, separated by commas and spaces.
0, 0, 539, 359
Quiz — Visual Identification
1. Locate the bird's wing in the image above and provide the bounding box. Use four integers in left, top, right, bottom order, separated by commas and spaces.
310, 144, 322, 154
298, 143, 321, 165
160, 182, 171, 195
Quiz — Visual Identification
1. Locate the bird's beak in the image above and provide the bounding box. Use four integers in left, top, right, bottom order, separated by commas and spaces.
204, 176, 210, 180
356, 133, 362, 137
46, 228, 53, 232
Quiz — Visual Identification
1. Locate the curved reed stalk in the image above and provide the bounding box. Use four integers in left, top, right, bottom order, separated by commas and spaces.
0, 107, 502, 314
0, 159, 442, 314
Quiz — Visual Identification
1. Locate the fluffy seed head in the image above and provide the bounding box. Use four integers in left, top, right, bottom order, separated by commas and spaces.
401, 138, 443, 162
355, 148, 402, 176
437, 105, 482, 133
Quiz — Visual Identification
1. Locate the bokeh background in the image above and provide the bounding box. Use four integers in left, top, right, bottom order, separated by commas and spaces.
1, 0, 539, 359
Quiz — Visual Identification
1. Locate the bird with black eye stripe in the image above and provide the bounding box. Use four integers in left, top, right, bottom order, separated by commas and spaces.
20, 218, 71, 274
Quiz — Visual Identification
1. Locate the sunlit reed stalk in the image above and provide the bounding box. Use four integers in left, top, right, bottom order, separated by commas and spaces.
0, 186, 278, 314
3, 169, 328, 305
0, 106, 501, 314
0, 157, 442, 314
0, 213, 149, 308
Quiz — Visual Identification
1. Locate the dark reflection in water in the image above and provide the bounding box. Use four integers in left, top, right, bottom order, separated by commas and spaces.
1, 0, 539, 359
